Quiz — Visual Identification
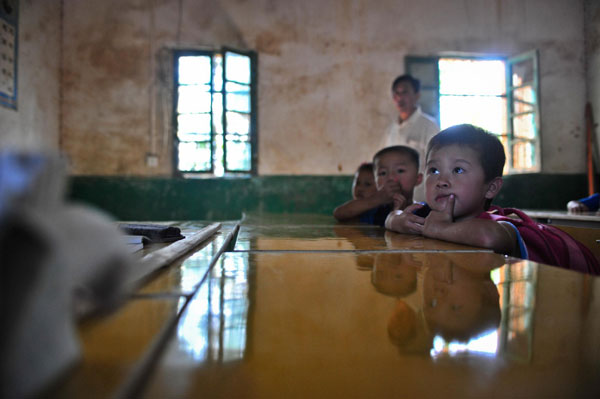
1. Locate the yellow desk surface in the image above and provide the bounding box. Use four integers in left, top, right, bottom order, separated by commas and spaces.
524, 209, 600, 228
47, 215, 600, 398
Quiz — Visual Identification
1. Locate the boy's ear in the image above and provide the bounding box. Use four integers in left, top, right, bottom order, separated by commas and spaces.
484, 177, 503, 199
416, 172, 423, 186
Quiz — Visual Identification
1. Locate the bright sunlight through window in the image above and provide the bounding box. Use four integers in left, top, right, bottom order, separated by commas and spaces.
439, 58, 507, 136
175, 50, 255, 176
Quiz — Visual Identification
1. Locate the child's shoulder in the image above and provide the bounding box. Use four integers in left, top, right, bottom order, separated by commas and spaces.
479, 206, 599, 275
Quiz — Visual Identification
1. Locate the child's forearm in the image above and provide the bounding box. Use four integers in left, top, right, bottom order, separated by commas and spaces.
333, 196, 389, 221
423, 218, 517, 255
384, 205, 426, 235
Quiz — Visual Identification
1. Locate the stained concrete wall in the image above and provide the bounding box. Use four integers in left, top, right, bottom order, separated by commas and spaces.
60, 0, 589, 176
0, 0, 61, 151
585, 0, 600, 162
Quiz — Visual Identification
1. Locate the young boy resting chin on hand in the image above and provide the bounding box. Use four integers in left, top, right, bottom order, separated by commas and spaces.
334, 146, 423, 226
385, 124, 600, 275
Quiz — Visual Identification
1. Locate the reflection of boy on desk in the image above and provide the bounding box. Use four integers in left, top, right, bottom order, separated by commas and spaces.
370, 253, 433, 354
422, 255, 501, 343
384, 253, 503, 353
371, 253, 419, 297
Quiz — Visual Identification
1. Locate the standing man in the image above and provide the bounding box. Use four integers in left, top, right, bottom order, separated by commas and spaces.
381, 74, 439, 202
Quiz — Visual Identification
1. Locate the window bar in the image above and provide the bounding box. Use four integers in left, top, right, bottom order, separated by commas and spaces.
506, 60, 515, 172
221, 51, 228, 173
209, 54, 215, 174
172, 53, 182, 176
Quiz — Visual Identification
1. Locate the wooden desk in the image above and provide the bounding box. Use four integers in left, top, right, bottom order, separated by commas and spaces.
46, 215, 600, 398
524, 209, 600, 228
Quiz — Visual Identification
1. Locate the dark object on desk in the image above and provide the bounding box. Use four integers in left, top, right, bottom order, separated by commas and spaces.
413, 203, 431, 218
118, 223, 185, 243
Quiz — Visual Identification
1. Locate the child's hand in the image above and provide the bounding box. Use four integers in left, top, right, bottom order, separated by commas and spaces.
384, 203, 426, 235
377, 181, 402, 203
392, 193, 407, 211
423, 194, 455, 238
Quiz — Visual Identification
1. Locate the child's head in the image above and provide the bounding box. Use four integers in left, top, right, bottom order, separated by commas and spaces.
371, 253, 418, 297
373, 145, 422, 203
425, 124, 505, 219
352, 163, 377, 200
422, 256, 501, 343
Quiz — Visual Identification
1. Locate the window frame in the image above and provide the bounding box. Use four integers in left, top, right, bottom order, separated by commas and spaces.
172, 48, 258, 177
405, 51, 541, 174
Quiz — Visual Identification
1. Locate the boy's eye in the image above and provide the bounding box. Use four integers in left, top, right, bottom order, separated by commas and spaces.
395, 168, 405, 174
427, 167, 439, 175
378, 171, 386, 176
453, 167, 465, 174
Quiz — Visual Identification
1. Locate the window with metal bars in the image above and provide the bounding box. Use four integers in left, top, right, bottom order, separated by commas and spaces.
173, 48, 257, 176
406, 51, 540, 173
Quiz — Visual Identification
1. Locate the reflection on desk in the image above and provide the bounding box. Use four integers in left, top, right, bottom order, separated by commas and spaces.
47, 215, 600, 398
142, 250, 599, 398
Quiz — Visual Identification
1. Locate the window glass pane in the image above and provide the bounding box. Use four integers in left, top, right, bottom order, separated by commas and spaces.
513, 113, 536, 139
439, 58, 505, 95
178, 131, 211, 142
511, 58, 534, 87
178, 141, 211, 171
226, 141, 251, 171
408, 61, 437, 88
178, 113, 211, 134
226, 93, 250, 113
513, 86, 535, 114
178, 85, 211, 113
225, 82, 250, 112
179, 56, 211, 85
512, 141, 536, 171
226, 112, 250, 134
225, 52, 251, 84
178, 132, 211, 142
439, 95, 507, 135
418, 89, 439, 122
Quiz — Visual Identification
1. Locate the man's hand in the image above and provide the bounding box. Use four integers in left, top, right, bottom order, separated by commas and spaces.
423, 194, 455, 238
385, 202, 426, 234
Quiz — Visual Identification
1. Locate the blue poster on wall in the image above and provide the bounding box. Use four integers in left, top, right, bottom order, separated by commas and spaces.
0, 0, 18, 110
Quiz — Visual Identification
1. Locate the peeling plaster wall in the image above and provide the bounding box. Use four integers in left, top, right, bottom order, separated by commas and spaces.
0, 0, 61, 151
585, 0, 600, 159
61, 0, 587, 176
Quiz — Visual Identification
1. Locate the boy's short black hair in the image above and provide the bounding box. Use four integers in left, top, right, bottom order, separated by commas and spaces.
391, 74, 420, 93
356, 162, 374, 174
426, 124, 506, 182
373, 145, 420, 170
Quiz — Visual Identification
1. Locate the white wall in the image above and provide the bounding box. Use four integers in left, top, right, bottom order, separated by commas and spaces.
59, 0, 589, 175
0, 0, 61, 152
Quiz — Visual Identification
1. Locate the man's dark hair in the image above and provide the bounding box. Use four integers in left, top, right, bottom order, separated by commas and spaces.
391, 74, 420, 93
373, 145, 420, 170
426, 124, 505, 183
